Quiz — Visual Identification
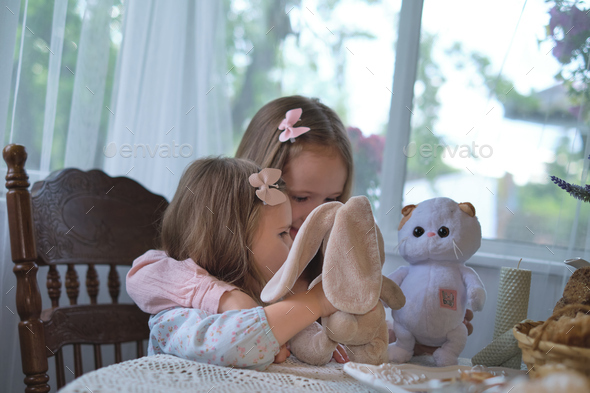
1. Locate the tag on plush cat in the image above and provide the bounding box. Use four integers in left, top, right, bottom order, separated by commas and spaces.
439, 288, 457, 310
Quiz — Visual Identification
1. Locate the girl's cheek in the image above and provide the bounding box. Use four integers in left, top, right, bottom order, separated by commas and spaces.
300, 200, 321, 223
277, 243, 290, 269
290, 202, 305, 225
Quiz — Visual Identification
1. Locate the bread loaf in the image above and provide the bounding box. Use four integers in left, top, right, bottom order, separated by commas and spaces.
554, 267, 590, 317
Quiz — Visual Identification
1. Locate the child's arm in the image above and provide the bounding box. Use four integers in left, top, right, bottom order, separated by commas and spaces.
149, 306, 280, 371
126, 250, 237, 315
148, 282, 336, 370
218, 289, 259, 312
264, 281, 336, 346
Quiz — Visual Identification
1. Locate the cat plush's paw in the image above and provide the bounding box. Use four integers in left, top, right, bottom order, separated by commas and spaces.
433, 348, 459, 367
387, 343, 413, 364
468, 287, 486, 312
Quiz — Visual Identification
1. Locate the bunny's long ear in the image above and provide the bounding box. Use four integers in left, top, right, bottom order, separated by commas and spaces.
323, 196, 382, 314
260, 201, 343, 303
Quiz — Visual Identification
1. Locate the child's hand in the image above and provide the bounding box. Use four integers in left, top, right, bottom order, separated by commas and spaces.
464, 309, 474, 335
273, 343, 291, 363
332, 344, 350, 363
307, 281, 337, 317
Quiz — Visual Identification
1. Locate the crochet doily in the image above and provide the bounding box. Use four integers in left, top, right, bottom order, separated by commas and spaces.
59, 354, 369, 393
59, 354, 473, 392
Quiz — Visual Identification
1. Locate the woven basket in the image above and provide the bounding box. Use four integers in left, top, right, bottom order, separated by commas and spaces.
513, 309, 590, 378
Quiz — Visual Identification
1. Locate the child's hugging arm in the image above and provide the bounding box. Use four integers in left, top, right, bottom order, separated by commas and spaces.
126, 250, 239, 315
148, 282, 337, 370
218, 289, 259, 312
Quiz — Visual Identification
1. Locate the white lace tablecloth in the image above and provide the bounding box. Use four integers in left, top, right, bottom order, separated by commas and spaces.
58, 354, 472, 393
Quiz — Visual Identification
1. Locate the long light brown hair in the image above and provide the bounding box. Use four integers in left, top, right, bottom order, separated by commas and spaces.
235, 95, 354, 283
235, 95, 354, 202
160, 157, 286, 304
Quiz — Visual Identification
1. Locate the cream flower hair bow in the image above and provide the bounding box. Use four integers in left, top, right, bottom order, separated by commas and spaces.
249, 168, 287, 206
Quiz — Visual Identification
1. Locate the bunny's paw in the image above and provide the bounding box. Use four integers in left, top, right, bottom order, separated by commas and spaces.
387, 343, 413, 364
325, 312, 357, 342
468, 287, 486, 312
433, 348, 459, 367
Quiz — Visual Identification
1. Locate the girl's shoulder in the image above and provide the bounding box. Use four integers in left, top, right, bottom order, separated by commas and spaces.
132, 249, 206, 276
134, 249, 174, 264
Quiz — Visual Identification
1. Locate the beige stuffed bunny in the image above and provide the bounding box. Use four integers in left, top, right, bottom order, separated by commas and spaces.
261, 196, 406, 365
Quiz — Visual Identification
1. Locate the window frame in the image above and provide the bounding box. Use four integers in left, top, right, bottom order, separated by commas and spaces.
379, 0, 586, 274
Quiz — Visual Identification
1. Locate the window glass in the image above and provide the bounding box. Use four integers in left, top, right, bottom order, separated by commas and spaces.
403, 0, 589, 248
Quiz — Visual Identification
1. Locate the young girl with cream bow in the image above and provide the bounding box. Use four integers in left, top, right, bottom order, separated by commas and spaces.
145, 157, 337, 370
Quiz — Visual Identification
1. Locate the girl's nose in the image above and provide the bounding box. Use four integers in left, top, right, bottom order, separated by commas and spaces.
427, 232, 436, 237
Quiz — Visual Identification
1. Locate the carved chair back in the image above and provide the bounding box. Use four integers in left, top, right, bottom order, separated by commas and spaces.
3, 144, 168, 392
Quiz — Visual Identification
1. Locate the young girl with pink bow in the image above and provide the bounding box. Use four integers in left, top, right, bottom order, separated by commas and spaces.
127, 96, 475, 365
128, 96, 356, 364
145, 157, 338, 370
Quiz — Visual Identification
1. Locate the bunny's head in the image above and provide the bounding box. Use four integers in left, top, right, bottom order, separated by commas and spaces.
261, 196, 384, 314
397, 197, 481, 264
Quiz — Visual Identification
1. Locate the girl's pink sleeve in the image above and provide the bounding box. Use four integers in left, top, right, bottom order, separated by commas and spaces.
126, 250, 237, 315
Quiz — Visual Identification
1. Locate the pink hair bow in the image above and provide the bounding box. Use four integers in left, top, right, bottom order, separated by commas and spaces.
249, 168, 287, 206
278, 108, 311, 142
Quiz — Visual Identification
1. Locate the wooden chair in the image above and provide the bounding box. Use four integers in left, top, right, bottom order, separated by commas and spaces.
3, 144, 168, 393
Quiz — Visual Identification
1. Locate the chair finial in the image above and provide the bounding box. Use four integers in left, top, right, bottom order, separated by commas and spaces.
3, 144, 29, 189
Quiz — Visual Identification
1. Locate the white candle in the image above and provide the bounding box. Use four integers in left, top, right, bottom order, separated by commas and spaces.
472, 262, 531, 369
493, 266, 531, 339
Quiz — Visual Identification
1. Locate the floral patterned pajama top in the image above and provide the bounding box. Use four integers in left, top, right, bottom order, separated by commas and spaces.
148, 306, 280, 371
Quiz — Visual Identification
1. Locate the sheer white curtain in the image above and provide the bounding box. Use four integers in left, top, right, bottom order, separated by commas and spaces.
0, 0, 231, 391
102, 0, 232, 202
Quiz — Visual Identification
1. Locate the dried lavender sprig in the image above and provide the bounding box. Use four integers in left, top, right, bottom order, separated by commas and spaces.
551, 175, 590, 203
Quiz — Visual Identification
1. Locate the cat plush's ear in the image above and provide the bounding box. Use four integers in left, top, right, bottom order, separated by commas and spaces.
398, 204, 418, 230
458, 202, 476, 217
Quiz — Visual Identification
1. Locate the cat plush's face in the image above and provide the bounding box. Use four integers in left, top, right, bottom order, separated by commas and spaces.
397, 197, 481, 264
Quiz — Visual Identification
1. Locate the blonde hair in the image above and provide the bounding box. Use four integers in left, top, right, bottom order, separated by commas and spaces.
236, 95, 354, 283
235, 95, 354, 202
160, 157, 286, 304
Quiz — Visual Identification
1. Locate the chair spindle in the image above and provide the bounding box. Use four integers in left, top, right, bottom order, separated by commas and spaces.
136, 340, 144, 358
73, 345, 83, 377
114, 343, 122, 364
108, 264, 120, 304
55, 350, 65, 389
47, 265, 61, 308
86, 264, 99, 305
65, 264, 79, 305
93, 345, 103, 370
